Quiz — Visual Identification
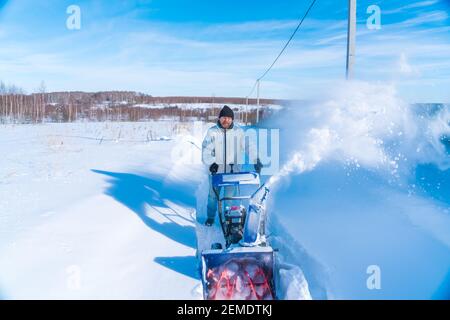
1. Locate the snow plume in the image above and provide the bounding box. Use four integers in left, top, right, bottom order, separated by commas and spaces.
268, 128, 333, 187
268, 81, 449, 189
264, 81, 450, 299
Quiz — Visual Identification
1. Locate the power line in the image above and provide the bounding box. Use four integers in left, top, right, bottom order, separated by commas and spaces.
246, 80, 258, 100
257, 0, 317, 82
246, 0, 318, 99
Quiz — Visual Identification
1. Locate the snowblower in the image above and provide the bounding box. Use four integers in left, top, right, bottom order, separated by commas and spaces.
200, 171, 276, 300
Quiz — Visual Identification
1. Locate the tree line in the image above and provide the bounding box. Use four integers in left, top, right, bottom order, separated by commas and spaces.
0, 82, 283, 124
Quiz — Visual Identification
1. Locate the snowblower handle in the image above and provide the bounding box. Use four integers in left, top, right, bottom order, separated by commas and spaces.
220, 196, 252, 201
212, 172, 260, 188
250, 183, 269, 202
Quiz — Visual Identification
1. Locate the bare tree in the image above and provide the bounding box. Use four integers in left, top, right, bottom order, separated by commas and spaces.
38, 80, 47, 123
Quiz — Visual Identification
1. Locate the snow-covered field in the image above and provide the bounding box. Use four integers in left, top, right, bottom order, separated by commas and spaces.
1, 82, 449, 300
0, 121, 206, 299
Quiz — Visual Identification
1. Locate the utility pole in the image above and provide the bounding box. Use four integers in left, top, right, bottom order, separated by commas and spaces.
256, 79, 260, 123
346, 0, 356, 80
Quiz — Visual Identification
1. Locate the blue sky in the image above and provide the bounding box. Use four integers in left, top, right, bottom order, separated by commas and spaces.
0, 0, 449, 102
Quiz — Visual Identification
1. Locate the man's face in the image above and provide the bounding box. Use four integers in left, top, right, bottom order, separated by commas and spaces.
219, 116, 233, 129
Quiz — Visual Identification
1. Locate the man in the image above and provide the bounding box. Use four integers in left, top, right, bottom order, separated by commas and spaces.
202, 105, 262, 226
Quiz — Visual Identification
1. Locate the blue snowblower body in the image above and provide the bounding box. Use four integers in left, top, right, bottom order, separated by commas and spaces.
201, 172, 276, 300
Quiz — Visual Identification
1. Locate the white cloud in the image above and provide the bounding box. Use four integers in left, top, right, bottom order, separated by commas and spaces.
398, 11, 449, 27
383, 0, 439, 15
200, 20, 299, 35
398, 53, 420, 76
314, 33, 347, 45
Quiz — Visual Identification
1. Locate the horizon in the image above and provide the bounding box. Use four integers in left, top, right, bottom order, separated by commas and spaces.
1, 88, 448, 105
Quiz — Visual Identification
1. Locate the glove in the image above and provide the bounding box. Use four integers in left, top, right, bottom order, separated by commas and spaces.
254, 158, 263, 174
209, 162, 219, 174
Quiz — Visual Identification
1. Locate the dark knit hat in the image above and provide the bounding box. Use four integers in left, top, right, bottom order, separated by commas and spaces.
219, 105, 234, 119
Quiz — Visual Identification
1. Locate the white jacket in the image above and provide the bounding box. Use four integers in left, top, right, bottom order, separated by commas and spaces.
202, 122, 257, 174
